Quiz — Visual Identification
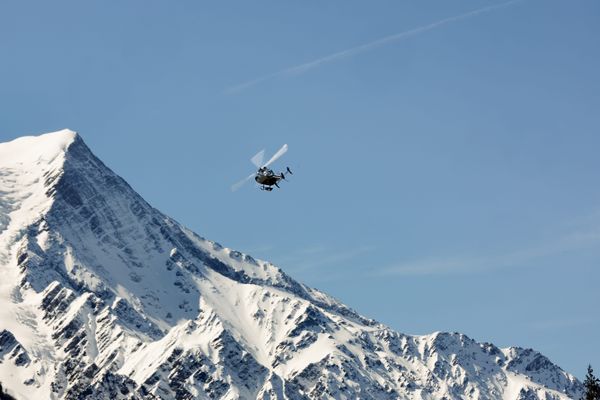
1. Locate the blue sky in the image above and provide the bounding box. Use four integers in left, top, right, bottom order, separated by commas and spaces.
1, 0, 599, 378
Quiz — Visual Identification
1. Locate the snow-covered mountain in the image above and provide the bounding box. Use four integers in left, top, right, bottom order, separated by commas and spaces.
0, 130, 582, 400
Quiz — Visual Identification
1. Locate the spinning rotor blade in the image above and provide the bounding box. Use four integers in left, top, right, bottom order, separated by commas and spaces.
231, 172, 255, 192
250, 149, 265, 168
263, 144, 288, 168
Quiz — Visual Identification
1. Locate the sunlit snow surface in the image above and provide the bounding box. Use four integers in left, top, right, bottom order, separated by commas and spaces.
0, 131, 583, 399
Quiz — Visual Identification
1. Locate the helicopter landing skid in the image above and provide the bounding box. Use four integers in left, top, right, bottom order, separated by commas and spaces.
260, 186, 273, 191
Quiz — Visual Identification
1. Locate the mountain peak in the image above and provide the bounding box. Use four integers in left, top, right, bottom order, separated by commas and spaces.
0, 129, 78, 167
0, 129, 82, 244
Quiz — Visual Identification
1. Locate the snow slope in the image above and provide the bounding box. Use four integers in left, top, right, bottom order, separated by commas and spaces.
0, 130, 583, 399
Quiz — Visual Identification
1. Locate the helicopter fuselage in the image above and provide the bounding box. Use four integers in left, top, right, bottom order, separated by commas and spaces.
250, 166, 292, 191
255, 168, 281, 186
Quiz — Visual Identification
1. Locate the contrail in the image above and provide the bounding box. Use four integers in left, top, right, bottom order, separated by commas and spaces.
225, 0, 524, 94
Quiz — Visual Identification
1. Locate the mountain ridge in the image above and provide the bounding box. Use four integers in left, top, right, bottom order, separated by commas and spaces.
0, 130, 583, 399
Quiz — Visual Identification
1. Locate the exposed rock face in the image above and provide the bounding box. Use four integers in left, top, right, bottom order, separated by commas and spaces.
0, 131, 583, 399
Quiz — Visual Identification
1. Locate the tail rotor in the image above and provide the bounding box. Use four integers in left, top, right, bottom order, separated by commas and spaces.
281, 167, 293, 181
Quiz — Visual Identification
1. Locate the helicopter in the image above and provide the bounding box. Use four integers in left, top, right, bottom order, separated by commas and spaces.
231, 144, 293, 192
